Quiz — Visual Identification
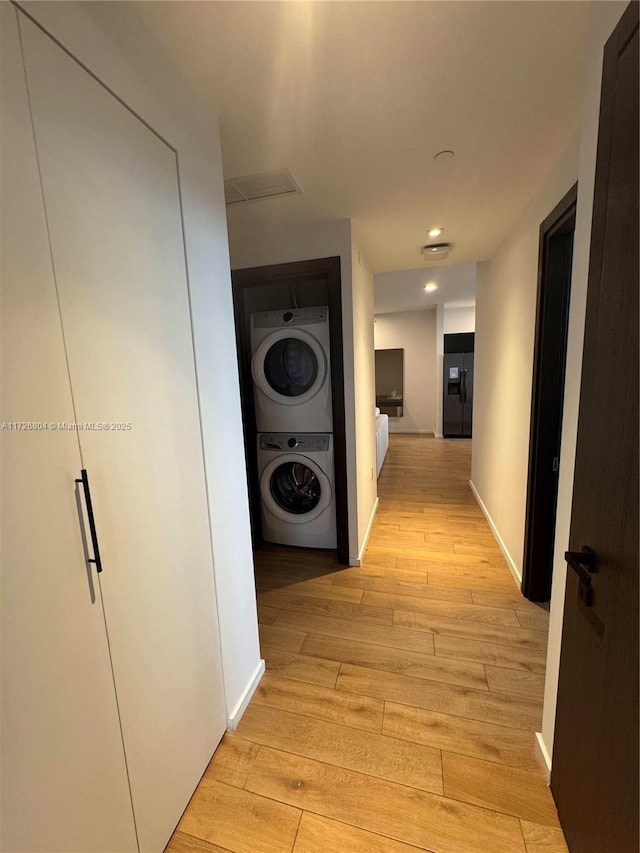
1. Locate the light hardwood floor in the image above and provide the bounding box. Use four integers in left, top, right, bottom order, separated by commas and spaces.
167, 436, 567, 853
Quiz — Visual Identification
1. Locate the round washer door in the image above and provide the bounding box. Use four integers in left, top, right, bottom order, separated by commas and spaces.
251, 328, 327, 405
261, 454, 332, 523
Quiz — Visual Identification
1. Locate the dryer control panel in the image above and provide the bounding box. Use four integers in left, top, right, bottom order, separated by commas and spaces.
259, 433, 331, 452
253, 306, 328, 329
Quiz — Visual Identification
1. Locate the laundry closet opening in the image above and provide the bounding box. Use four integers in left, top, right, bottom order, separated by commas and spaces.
231, 257, 349, 568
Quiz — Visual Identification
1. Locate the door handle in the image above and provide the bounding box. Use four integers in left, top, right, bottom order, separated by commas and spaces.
75, 469, 103, 573
564, 546, 595, 605
460, 369, 467, 404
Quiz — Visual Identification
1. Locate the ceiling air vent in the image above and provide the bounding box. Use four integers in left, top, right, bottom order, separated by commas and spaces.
224, 168, 302, 205
422, 242, 451, 261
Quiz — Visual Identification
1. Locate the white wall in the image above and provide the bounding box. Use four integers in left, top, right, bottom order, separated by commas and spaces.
541, 0, 627, 766
444, 305, 476, 334
471, 135, 580, 584
435, 304, 445, 438
351, 228, 378, 559
231, 219, 377, 564
22, 0, 262, 726
470, 0, 627, 771
374, 310, 437, 434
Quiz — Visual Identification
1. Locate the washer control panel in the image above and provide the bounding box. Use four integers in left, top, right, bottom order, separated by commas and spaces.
253, 306, 328, 329
259, 434, 331, 452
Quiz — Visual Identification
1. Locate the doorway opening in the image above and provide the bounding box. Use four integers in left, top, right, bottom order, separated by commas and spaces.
521, 184, 577, 602
231, 256, 350, 566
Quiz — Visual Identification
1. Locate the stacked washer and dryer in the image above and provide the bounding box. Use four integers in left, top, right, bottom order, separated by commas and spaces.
250, 306, 337, 549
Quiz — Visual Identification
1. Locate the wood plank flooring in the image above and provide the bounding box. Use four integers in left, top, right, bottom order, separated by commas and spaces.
167, 435, 565, 853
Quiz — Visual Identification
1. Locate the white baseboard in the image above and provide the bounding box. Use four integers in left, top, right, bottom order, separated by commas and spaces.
434, 432, 443, 439
469, 480, 522, 586
226, 659, 265, 731
535, 731, 552, 781
349, 496, 379, 566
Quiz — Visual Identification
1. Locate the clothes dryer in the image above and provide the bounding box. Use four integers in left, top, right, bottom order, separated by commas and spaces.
250, 307, 332, 433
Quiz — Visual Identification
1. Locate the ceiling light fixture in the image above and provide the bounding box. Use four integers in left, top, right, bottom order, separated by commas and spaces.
424, 282, 438, 293
422, 242, 451, 261
428, 227, 443, 238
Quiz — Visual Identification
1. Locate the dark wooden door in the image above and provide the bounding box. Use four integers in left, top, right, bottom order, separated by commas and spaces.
551, 5, 639, 852
522, 187, 576, 602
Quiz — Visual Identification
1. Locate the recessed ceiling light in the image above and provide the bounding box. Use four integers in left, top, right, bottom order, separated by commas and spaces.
433, 150, 455, 162
428, 227, 443, 238
424, 282, 438, 293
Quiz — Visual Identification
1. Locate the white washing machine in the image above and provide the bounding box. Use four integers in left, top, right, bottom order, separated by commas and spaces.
250, 306, 333, 433
257, 433, 336, 550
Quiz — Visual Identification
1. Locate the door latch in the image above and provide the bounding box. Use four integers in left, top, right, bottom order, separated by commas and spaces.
564, 546, 596, 606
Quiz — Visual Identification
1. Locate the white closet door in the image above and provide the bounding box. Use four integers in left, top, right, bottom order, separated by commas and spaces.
19, 15, 227, 852
0, 7, 138, 852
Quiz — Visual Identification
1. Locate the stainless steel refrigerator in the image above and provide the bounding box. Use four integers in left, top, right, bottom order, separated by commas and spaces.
443, 351, 474, 437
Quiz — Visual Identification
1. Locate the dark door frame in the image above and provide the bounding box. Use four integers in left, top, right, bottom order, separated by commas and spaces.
521, 183, 578, 602
231, 256, 349, 565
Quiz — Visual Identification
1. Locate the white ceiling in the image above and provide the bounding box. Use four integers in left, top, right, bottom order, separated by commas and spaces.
107, 1, 596, 272
375, 263, 476, 315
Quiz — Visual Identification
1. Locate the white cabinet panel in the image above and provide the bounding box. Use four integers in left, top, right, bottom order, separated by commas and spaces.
19, 14, 227, 852
0, 7, 138, 851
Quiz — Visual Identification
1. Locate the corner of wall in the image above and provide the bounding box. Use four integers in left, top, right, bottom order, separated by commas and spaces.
226, 659, 265, 730
350, 230, 378, 557
469, 479, 522, 588
535, 731, 552, 781
351, 495, 379, 566
435, 304, 444, 438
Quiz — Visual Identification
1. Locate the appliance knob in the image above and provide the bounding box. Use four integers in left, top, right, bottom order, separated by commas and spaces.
283, 311, 293, 322
287, 437, 298, 448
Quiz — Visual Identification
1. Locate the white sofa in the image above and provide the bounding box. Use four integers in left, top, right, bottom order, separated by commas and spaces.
375, 407, 389, 476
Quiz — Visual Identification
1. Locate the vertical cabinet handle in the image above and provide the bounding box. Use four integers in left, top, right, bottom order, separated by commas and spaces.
75, 469, 103, 573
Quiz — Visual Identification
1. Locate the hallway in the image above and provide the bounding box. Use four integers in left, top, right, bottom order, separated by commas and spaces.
169, 436, 567, 853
